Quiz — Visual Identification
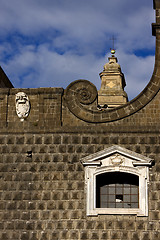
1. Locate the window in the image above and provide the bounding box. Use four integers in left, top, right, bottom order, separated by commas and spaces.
96, 172, 139, 209
82, 145, 153, 216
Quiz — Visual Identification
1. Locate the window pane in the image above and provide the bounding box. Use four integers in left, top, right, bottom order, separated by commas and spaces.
131, 202, 138, 208
108, 195, 115, 202
124, 187, 130, 194
116, 187, 123, 194
116, 202, 123, 208
101, 195, 108, 201
131, 195, 138, 202
124, 202, 131, 208
108, 202, 115, 208
116, 184, 122, 187
101, 187, 107, 194
124, 184, 130, 187
123, 195, 130, 202
108, 187, 115, 194
110, 184, 116, 187
131, 187, 138, 194
101, 202, 108, 208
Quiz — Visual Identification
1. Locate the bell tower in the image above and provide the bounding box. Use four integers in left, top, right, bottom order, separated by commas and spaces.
98, 49, 128, 108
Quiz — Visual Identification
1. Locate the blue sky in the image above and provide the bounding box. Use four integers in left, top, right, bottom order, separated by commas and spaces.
0, 0, 155, 100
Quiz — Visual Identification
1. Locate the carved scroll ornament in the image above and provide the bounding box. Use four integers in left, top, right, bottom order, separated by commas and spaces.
64, 76, 160, 123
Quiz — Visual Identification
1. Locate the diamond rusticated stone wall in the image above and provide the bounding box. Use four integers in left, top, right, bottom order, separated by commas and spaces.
0, 1, 160, 240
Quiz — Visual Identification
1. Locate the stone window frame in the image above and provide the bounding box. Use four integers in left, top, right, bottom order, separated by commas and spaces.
81, 145, 153, 217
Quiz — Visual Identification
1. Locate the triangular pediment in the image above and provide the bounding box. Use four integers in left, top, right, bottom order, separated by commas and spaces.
82, 145, 153, 167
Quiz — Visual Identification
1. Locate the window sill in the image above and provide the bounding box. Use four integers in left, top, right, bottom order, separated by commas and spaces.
88, 208, 146, 217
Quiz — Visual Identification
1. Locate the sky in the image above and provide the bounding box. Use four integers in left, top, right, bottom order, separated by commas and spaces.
0, 0, 155, 100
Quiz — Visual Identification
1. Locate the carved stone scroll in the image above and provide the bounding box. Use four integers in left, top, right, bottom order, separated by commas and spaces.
64, 76, 160, 123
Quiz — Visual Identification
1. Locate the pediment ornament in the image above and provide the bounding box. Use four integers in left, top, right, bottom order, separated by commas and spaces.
110, 154, 124, 166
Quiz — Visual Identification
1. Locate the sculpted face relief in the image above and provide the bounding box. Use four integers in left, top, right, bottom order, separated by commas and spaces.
15, 92, 30, 121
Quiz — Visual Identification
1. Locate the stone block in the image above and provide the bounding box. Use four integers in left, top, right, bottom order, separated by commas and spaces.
142, 232, 150, 240
12, 211, 20, 220
30, 232, 38, 240
25, 136, 34, 144
90, 232, 99, 239
110, 137, 119, 144
152, 231, 160, 240
80, 231, 89, 239
53, 136, 61, 144
59, 145, 66, 153
35, 136, 42, 144
151, 211, 159, 220
121, 231, 129, 239
136, 221, 145, 230
1, 232, 10, 240
44, 136, 52, 144
26, 221, 35, 230
0, 137, 5, 144
126, 220, 135, 230
28, 201, 36, 210
40, 211, 50, 220
105, 221, 114, 229
100, 231, 108, 239
51, 231, 59, 239
72, 136, 81, 144
120, 137, 128, 144
82, 136, 91, 144
1, 146, 9, 153
95, 222, 104, 229
60, 230, 70, 239
86, 221, 94, 229
69, 231, 79, 239
110, 231, 121, 239
32, 192, 41, 200
6, 137, 15, 144
11, 231, 20, 239
40, 232, 49, 240
15, 221, 25, 230
47, 201, 56, 210
62, 136, 71, 144
39, 145, 48, 153
7, 202, 17, 210
131, 232, 140, 240
16, 137, 24, 144
13, 192, 23, 201
115, 220, 125, 229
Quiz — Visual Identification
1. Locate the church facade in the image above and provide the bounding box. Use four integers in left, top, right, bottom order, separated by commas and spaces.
0, 1, 160, 240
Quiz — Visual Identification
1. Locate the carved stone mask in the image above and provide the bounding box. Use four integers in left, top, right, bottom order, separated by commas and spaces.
15, 92, 30, 121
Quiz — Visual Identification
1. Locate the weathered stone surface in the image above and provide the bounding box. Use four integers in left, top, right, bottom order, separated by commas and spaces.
0, 2, 159, 240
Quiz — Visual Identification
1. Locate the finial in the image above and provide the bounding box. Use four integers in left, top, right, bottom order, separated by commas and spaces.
110, 36, 116, 56
111, 49, 116, 56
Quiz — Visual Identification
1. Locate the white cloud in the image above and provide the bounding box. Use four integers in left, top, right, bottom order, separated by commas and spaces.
2, 43, 154, 101
0, 0, 156, 100
117, 52, 155, 100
